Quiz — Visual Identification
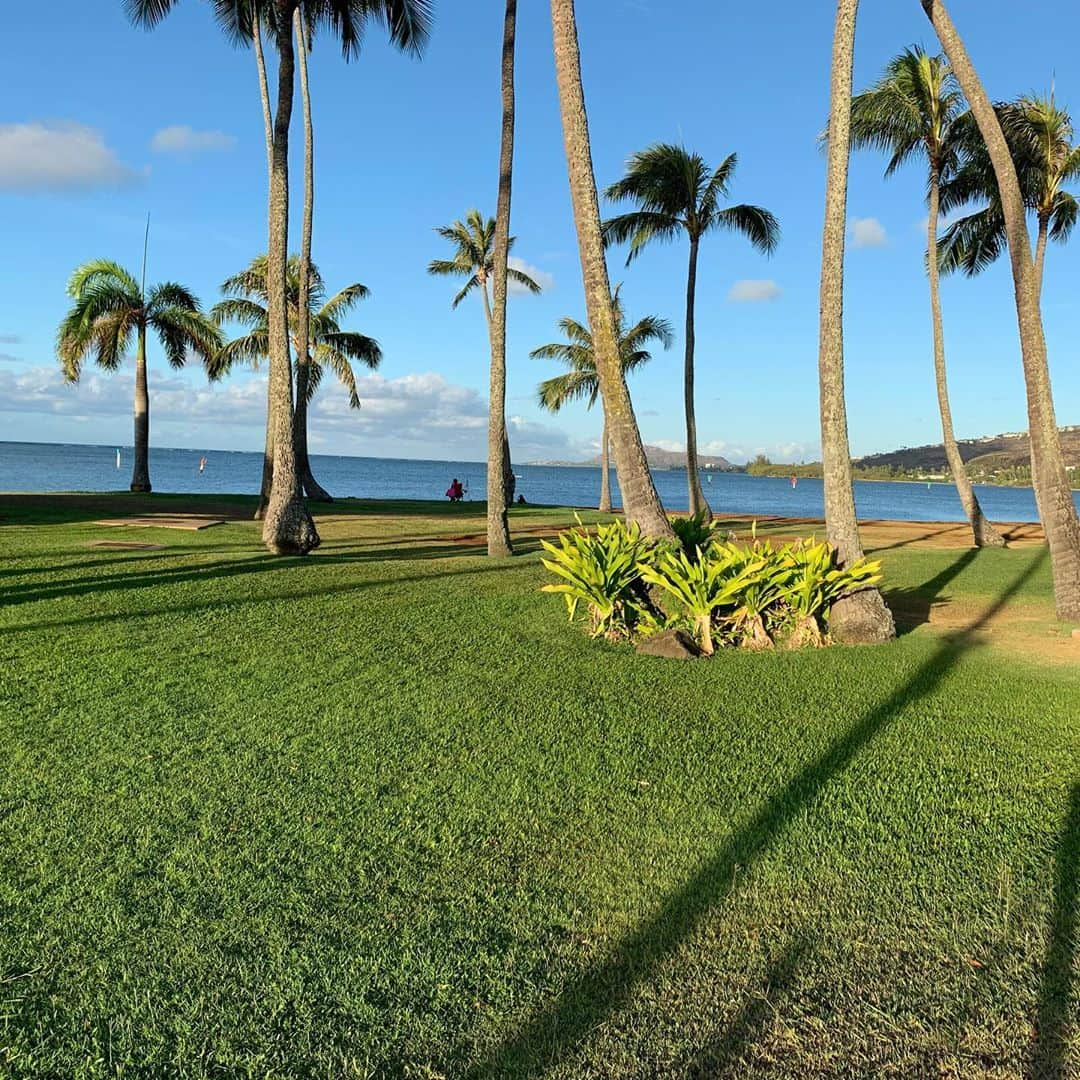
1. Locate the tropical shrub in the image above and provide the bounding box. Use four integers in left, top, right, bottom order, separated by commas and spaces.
639, 542, 765, 654
539, 519, 651, 638
539, 521, 885, 653
670, 511, 715, 559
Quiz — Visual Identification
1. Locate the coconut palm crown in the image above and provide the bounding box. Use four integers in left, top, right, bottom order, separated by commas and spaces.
427, 209, 541, 309
211, 254, 381, 408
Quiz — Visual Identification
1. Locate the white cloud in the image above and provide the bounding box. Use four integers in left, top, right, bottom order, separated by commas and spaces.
508, 256, 555, 296
850, 217, 887, 249
727, 279, 782, 303
150, 125, 236, 154
0, 122, 137, 191
0, 366, 578, 461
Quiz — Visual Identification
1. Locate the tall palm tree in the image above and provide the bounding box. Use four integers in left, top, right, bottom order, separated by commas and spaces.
533, 287, 673, 511
125, 0, 432, 554
210, 256, 381, 465
57, 259, 220, 493
427, 209, 540, 524
483, 0, 520, 557
921, 0, 1080, 620
548, 0, 672, 540
603, 145, 779, 521
818, 0, 895, 643
850, 48, 1004, 548
939, 95, 1080, 299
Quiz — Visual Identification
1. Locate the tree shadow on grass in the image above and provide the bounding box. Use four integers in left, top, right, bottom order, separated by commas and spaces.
1, 560, 526, 638
467, 550, 1048, 1077
883, 547, 980, 634
1029, 780, 1080, 1079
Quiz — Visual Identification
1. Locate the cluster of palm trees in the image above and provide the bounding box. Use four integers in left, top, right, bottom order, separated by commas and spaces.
53, 0, 1080, 630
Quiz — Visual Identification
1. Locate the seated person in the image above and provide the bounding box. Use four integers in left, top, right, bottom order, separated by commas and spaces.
446, 478, 464, 502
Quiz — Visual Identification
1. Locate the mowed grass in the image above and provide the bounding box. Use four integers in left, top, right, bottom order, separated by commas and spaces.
1, 495, 1078, 1078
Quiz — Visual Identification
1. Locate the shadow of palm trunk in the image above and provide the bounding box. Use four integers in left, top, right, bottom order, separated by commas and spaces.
468, 549, 1048, 1077
1029, 781, 1080, 1079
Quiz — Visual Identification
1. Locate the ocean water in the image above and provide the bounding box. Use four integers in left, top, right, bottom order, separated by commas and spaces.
1, 439, 1072, 524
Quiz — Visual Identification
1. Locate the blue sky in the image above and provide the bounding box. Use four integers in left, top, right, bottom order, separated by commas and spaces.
1, 0, 1077, 464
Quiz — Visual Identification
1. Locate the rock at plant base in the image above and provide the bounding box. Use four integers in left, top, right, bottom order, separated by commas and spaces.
636, 629, 701, 660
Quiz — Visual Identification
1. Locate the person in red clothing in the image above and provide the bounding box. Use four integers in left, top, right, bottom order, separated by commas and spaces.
446, 478, 464, 502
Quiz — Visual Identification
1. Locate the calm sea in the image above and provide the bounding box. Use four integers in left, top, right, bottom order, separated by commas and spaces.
1, 439, 1072, 524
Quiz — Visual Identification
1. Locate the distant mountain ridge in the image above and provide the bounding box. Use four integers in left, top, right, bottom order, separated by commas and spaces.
583, 443, 738, 471
855, 425, 1080, 472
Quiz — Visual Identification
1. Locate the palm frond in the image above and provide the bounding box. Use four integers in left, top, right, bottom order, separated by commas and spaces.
711, 203, 781, 254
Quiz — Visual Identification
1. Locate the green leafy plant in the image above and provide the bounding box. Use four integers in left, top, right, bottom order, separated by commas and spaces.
778, 540, 884, 647
540, 519, 651, 638
712, 538, 790, 649
638, 543, 764, 655
670, 511, 715, 560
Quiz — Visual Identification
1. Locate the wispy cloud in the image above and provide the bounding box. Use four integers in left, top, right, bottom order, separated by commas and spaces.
0, 122, 137, 191
0, 334, 20, 345
150, 125, 237, 154
0, 353, 22, 364
728, 279, 782, 303
508, 256, 555, 295
850, 217, 888, 249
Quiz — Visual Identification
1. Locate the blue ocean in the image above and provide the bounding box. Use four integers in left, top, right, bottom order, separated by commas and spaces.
1, 439, 1071, 523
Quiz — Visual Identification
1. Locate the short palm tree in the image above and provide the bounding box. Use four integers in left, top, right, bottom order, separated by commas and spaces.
428, 208, 541, 514
57, 259, 221, 493
922, 0, 1080, 619
211, 254, 382, 499
603, 143, 779, 521
940, 94, 1080, 297
850, 47, 1003, 548
533, 287, 673, 511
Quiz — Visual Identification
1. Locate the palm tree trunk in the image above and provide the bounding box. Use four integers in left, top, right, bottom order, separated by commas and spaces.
484, 0, 518, 556
1034, 212, 1050, 301
292, 9, 332, 505
253, 13, 274, 521
599, 418, 612, 512
684, 235, 710, 520
923, 0, 1080, 620
502, 432, 516, 506
130, 322, 152, 493
262, 1, 319, 555
818, 0, 894, 643
928, 166, 1004, 547
549, 0, 671, 539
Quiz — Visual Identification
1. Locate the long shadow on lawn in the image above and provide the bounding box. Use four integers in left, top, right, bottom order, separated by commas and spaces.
470, 550, 1048, 1077
2, 560, 526, 637
1029, 780, 1080, 1079
883, 547, 980, 634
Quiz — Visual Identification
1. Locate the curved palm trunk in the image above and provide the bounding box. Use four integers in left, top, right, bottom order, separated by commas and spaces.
253, 16, 275, 521
684, 235, 710, 519
1034, 212, 1050, 300
484, 0, 518, 557
598, 418, 612, 512
549, 0, 671, 539
130, 323, 151, 493
928, 168, 1004, 547
819, 0, 894, 643
292, 10, 332, 504
262, 2, 319, 555
923, 0, 1080, 620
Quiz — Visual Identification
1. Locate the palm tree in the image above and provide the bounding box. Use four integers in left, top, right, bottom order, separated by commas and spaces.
427, 209, 540, 527
921, 0, 1080, 620
210, 256, 381, 463
818, 0, 895, 643
939, 95, 1080, 299
57, 259, 220, 493
533, 288, 673, 511
548, 0, 672, 540
603, 145, 779, 521
849, 48, 1004, 548
484, 0, 520, 557
125, 0, 432, 554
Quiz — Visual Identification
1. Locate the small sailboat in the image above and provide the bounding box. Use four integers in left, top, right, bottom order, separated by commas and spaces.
116, 448, 121, 469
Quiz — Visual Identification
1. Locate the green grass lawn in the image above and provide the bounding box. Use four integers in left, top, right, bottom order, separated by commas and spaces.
1, 495, 1078, 1078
